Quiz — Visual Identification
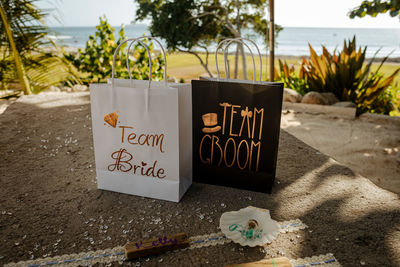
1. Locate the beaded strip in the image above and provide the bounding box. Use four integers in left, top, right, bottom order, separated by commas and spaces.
5, 219, 308, 266
279, 219, 308, 233
291, 253, 341, 267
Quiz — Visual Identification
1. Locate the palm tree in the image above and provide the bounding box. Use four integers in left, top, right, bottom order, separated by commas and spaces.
0, 0, 80, 94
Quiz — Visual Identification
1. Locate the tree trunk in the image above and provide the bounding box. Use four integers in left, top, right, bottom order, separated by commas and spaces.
269, 0, 275, 82
234, 0, 240, 79
240, 43, 247, 80
234, 44, 239, 79
0, 3, 32, 95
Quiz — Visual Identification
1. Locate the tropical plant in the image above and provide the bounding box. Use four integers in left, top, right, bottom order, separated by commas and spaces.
274, 59, 309, 95
134, 0, 282, 77
299, 37, 400, 115
0, 0, 80, 94
64, 16, 164, 84
349, 0, 400, 20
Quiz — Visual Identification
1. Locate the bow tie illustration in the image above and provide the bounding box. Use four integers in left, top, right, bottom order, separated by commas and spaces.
241, 107, 253, 118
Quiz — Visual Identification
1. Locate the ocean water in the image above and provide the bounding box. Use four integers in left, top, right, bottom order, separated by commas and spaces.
48, 25, 400, 58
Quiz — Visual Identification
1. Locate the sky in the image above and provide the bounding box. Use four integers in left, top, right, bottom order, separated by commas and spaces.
37, 0, 399, 28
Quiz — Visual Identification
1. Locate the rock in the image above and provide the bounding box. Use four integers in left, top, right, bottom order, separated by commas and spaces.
61, 86, 72, 92
45, 86, 61, 92
321, 92, 339, 105
73, 84, 88, 92
333, 101, 356, 108
397, 150, 400, 163
301, 91, 327, 105
167, 77, 178, 83
283, 88, 302, 103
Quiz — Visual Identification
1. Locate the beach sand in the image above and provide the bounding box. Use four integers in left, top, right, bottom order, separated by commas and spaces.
0, 92, 399, 266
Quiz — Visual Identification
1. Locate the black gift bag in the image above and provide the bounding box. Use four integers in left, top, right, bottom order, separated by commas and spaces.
191, 78, 283, 193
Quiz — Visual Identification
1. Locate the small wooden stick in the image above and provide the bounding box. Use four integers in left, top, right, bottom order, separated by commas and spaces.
225, 257, 292, 267
124, 232, 190, 260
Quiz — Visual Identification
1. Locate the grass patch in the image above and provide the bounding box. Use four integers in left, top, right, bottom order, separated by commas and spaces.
167, 52, 399, 84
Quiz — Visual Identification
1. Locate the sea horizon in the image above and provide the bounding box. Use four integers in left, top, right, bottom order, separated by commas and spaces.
47, 25, 400, 58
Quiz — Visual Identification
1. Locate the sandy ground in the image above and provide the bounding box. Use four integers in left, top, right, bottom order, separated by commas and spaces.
0, 92, 400, 266
281, 102, 400, 195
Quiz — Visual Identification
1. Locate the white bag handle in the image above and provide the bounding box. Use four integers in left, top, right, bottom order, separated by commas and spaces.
215, 38, 262, 82
125, 39, 152, 86
215, 38, 236, 80
223, 39, 256, 82
225, 38, 262, 82
111, 38, 153, 112
111, 37, 168, 112
125, 36, 168, 87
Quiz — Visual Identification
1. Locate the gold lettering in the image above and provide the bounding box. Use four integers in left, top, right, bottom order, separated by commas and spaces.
138, 134, 147, 145
133, 165, 140, 174
219, 102, 231, 135
224, 137, 237, 167
119, 126, 133, 143
212, 135, 223, 166
108, 148, 132, 172
239, 113, 246, 138
251, 107, 264, 140
249, 141, 261, 172
229, 105, 241, 136
238, 107, 252, 138
147, 134, 165, 153
157, 168, 166, 179
127, 133, 137, 144
199, 134, 211, 164
237, 140, 250, 170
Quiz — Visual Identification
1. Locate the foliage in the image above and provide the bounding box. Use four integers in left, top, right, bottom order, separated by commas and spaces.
349, 0, 400, 19
274, 59, 309, 95
274, 37, 400, 115
0, 0, 81, 94
367, 86, 399, 115
299, 37, 400, 115
0, 0, 49, 55
134, 0, 282, 77
64, 16, 164, 84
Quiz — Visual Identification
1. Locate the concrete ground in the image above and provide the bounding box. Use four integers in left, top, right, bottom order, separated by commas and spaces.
281, 102, 400, 195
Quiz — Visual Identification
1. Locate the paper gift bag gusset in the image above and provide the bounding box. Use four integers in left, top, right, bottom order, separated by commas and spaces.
191, 38, 283, 193
90, 37, 192, 202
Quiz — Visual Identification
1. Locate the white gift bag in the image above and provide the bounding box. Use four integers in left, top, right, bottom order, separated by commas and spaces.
90, 37, 192, 202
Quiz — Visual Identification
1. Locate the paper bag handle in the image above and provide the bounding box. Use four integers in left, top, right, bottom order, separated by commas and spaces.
223, 39, 256, 82
215, 38, 235, 80
225, 38, 262, 82
111, 38, 154, 112
125, 39, 152, 86
215, 38, 262, 82
112, 38, 153, 87
125, 36, 168, 87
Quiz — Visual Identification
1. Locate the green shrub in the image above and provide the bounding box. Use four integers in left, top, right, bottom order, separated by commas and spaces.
299, 37, 399, 115
64, 16, 164, 84
274, 59, 309, 95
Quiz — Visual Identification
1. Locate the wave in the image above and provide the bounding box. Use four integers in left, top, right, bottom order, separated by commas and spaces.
46, 35, 73, 40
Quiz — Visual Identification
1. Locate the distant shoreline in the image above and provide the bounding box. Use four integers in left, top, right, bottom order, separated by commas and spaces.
49, 46, 400, 64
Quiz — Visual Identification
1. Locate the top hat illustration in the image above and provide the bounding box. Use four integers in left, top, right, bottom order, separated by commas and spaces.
202, 113, 221, 133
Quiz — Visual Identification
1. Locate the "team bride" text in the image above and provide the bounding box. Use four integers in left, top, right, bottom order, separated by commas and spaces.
107, 125, 166, 179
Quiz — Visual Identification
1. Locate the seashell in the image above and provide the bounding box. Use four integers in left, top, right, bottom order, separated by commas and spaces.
220, 206, 280, 247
